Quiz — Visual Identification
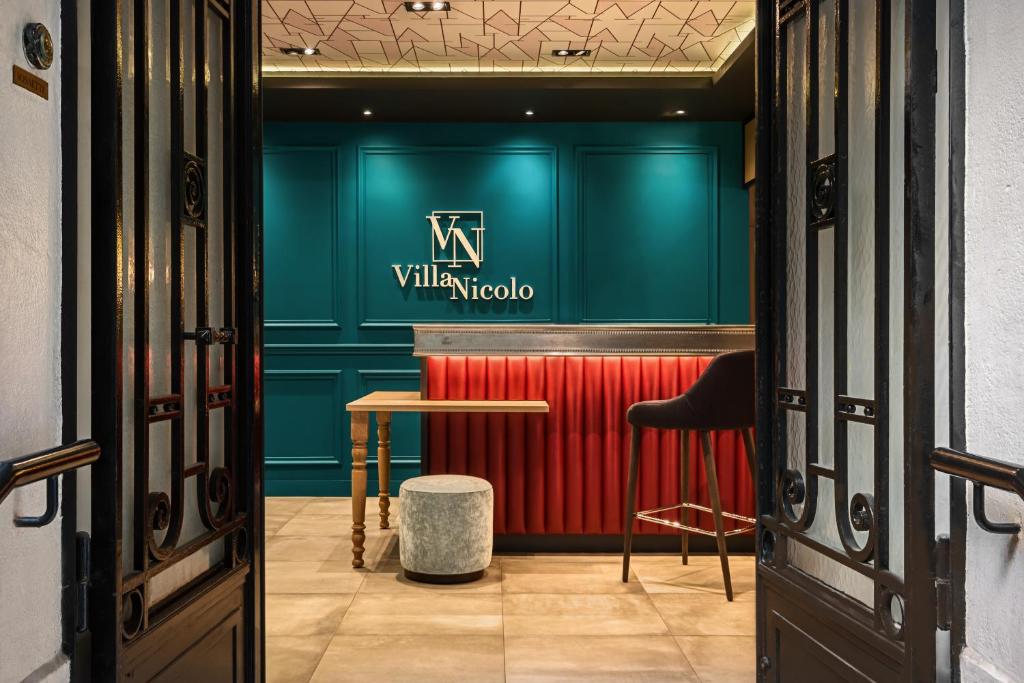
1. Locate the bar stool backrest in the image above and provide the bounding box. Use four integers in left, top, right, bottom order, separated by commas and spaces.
682, 349, 755, 431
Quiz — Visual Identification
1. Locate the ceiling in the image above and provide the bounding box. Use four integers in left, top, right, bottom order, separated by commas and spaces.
262, 1, 756, 75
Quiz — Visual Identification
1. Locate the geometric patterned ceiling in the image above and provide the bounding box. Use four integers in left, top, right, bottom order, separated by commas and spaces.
262, 1, 755, 74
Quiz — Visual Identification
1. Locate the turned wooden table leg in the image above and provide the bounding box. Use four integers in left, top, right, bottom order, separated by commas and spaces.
350, 411, 369, 568
377, 410, 392, 529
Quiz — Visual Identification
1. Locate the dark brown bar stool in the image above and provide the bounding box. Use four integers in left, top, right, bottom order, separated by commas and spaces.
621, 350, 756, 601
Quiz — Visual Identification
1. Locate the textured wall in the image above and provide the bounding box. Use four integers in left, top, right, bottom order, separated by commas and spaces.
0, 1, 68, 682
962, 1, 1024, 680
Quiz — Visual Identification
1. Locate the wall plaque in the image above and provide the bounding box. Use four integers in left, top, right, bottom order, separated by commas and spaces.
12, 65, 48, 100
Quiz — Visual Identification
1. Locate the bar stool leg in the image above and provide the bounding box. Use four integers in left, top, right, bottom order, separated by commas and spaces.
700, 431, 734, 601
622, 426, 642, 583
741, 428, 756, 482
680, 429, 690, 565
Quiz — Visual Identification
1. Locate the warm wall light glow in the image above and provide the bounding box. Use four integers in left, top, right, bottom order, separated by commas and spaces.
674, 110, 687, 115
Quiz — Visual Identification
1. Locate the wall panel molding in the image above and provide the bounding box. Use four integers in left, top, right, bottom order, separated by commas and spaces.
264, 146, 344, 332
576, 145, 720, 324
356, 145, 559, 328
264, 369, 344, 468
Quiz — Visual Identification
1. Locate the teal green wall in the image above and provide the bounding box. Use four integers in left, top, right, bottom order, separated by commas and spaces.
264, 122, 749, 496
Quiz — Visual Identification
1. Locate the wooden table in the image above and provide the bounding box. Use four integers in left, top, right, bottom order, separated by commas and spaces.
344, 390, 549, 567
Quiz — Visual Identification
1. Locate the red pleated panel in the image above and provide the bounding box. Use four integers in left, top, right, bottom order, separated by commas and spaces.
466, 357, 488, 480
601, 357, 623, 533
564, 357, 584, 533
582, 357, 604, 534
525, 357, 547, 533
485, 356, 508, 533
424, 353, 755, 536
426, 356, 448, 474
543, 357, 566, 533
505, 357, 527, 534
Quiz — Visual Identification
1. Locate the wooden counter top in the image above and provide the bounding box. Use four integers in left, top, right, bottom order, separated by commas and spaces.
346, 390, 549, 414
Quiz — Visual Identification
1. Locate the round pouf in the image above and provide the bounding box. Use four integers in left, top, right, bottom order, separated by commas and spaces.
399, 475, 493, 584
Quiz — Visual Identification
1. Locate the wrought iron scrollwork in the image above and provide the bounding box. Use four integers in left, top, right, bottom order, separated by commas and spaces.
122, 588, 145, 641
182, 153, 206, 227
809, 154, 836, 228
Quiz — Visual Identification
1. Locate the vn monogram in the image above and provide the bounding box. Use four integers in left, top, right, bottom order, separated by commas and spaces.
390, 208, 534, 302
428, 211, 484, 268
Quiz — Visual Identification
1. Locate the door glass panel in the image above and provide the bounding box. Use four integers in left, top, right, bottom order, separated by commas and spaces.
122, 0, 136, 574
182, 0, 196, 155
149, 0, 173, 398
784, 14, 807, 396
888, 0, 907, 582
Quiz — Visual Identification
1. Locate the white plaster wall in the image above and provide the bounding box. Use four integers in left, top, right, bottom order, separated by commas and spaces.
962, 1, 1024, 681
0, 2, 69, 682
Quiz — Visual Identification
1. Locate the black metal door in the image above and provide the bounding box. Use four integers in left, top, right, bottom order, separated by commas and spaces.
754, 0, 941, 680
88, 1, 263, 680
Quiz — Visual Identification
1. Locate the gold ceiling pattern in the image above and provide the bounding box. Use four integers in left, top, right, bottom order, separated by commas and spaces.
262, 1, 755, 74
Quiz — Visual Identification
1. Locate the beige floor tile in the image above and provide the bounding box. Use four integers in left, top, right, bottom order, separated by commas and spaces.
675, 636, 757, 683
360, 562, 501, 594
266, 535, 347, 563
266, 594, 354, 637
501, 558, 642, 594
311, 635, 505, 683
302, 496, 400, 517
326, 530, 400, 569
266, 497, 315, 516
502, 593, 669, 636
265, 513, 296, 536
265, 635, 331, 683
651, 594, 756, 636
505, 635, 700, 682
633, 555, 756, 597
265, 561, 365, 594
338, 592, 503, 635
276, 514, 352, 537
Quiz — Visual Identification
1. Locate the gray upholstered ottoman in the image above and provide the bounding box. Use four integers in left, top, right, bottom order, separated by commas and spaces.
399, 475, 494, 583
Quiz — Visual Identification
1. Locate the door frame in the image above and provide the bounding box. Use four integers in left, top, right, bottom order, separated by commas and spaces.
86, 0, 265, 679
753, 0, 941, 679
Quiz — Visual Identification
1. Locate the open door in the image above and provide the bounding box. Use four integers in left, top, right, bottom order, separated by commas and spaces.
87, 0, 263, 679
754, 0, 944, 680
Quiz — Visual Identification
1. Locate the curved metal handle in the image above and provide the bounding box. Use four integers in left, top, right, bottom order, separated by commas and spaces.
932, 447, 1024, 535
0, 440, 101, 527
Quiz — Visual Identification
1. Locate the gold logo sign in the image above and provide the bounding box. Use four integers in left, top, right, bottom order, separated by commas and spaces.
392, 211, 534, 302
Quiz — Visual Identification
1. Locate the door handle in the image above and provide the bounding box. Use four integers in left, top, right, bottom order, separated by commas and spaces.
184, 326, 236, 345
931, 447, 1024, 535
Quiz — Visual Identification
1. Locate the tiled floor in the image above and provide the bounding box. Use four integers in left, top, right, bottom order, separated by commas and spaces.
265, 496, 755, 683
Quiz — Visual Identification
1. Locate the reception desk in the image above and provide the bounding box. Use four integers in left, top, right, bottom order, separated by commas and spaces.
414, 324, 755, 549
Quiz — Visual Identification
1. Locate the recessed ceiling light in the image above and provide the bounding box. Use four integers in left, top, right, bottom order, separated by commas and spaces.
525, 110, 534, 117
363, 109, 373, 117
280, 46, 320, 56
552, 49, 591, 57
404, 0, 449, 10
674, 109, 687, 115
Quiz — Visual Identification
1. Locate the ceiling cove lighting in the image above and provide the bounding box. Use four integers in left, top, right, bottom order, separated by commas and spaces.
405, 1, 450, 11
552, 49, 591, 57
280, 46, 319, 56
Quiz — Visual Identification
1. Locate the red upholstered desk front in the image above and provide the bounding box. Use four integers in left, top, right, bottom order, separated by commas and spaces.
423, 354, 754, 536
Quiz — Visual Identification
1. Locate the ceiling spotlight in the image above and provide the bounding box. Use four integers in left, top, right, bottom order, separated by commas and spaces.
525, 110, 534, 117
551, 49, 591, 57
674, 109, 687, 115
280, 46, 320, 56
404, 0, 449, 10
363, 109, 373, 117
